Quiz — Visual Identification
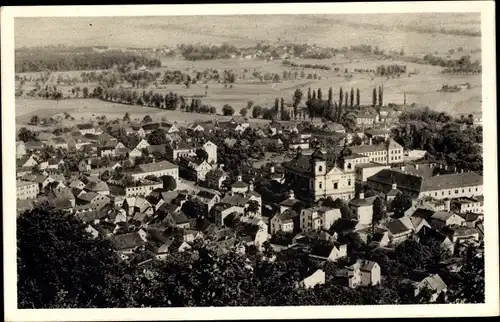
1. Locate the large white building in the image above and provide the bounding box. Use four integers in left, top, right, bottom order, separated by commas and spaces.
16, 180, 39, 200
300, 206, 341, 232
128, 161, 179, 182
283, 149, 355, 201
348, 139, 404, 165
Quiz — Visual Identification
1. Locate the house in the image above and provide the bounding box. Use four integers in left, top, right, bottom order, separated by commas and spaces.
76, 123, 96, 135
17, 155, 38, 169
371, 228, 391, 247
355, 111, 380, 127
47, 158, 65, 170
348, 139, 404, 165
128, 161, 179, 181
367, 169, 483, 200
205, 168, 228, 189
309, 242, 347, 262
348, 193, 377, 226
283, 148, 355, 202
177, 157, 213, 182
298, 269, 326, 289
451, 196, 484, 214
129, 148, 143, 161
346, 259, 381, 288
109, 229, 148, 255
322, 122, 346, 134
135, 139, 150, 151
123, 196, 154, 217
231, 175, 249, 194
300, 206, 341, 232
194, 190, 221, 214
155, 238, 192, 260
403, 273, 448, 303
279, 190, 303, 214
16, 180, 40, 200
383, 218, 414, 245
441, 225, 480, 244
48, 137, 69, 150
24, 140, 45, 151
77, 191, 111, 210
354, 162, 391, 183
125, 180, 163, 197
22, 174, 55, 190
237, 221, 269, 251
84, 180, 110, 195
163, 211, 191, 229
270, 209, 298, 234
16, 141, 26, 158
429, 211, 466, 230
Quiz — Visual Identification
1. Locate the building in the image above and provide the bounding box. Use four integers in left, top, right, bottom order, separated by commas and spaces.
347, 259, 381, 288
16, 141, 26, 158
383, 218, 414, 245
166, 140, 217, 165
300, 206, 341, 232
270, 209, 297, 234
451, 196, 484, 214
279, 190, 303, 214
298, 269, 326, 289
231, 175, 249, 194
128, 161, 179, 181
283, 148, 355, 202
348, 193, 377, 226
367, 169, 483, 200
403, 273, 448, 303
125, 180, 163, 197
342, 154, 371, 173
309, 242, 347, 262
205, 168, 228, 190
355, 111, 380, 127
76, 123, 96, 135
354, 162, 391, 182
177, 157, 213, 182
429, 211, 466, 230
348, 139, 404, 165
16, 180, 40, 200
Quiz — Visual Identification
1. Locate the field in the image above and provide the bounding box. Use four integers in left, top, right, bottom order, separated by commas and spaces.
16, 55, 482, 130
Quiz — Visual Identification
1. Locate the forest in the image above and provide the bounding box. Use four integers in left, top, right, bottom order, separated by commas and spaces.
15, 49, 162, 72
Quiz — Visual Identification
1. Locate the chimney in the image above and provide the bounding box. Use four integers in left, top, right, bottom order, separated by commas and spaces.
369, 137, 373, 145
392, 183, 397, 190
270, 165, 275, 174
359, 192, 365, 199
289, 190, 295, 199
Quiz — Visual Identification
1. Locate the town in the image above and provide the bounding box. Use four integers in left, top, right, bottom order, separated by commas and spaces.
14, 13, 485, 309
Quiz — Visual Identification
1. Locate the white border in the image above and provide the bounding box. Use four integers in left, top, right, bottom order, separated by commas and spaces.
2, 2, 498, 321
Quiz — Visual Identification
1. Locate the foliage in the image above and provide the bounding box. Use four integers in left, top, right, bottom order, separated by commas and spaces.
18, 127, 38, 142
147, 129, 168, 145
162, 175, 177, 191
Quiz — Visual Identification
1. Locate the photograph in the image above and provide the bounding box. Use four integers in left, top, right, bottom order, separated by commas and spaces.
2, 2, 498, 321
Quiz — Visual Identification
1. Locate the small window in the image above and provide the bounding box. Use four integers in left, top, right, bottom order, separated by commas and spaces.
455, 190, 459, 194
318, 166, 323, 172
319, 182, 323, 189
334, 182, 338, 189
348, 180, 351, 186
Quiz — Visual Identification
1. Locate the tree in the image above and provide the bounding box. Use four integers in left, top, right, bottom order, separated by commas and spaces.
123, 112, 131, 122
339, 87, 343, 109
143, 115, 152, 123
307, 87, 312, 101
378, 85, 383, 107
274, 98, 280, 114
344, 92, 349, 109
292, 89, 303, 119
240, 107, 248, 117
29, 115, 39, 125
147, 129, 167, 145
162, 175, 177, 191
17, 204, 124, 308
247, 100, 254, 110
82, 87, 89, 98
312, 90, 316, 100
372, 87, 377, 107
372, 197, 386, 233
328, 87, 333, 103
356, 88, 360, 107
350, 88, 354, 109
18, 127, 38, 142
317, 88, 323, 100
252, 105, 263, 118
280, 97, 285, 120
222, 104, 235, 116
391, 192, 413, 217
195, 148, 209, 162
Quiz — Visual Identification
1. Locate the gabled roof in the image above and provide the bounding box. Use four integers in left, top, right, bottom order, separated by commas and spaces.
77, 123, 94, 130
384, 219, 412, 235
109, 232, 146, 250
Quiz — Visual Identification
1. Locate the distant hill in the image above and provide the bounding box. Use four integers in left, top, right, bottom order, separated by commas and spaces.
15, 14, 481, 55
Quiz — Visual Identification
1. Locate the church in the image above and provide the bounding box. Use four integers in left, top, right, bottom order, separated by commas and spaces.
283, 146, 355, 202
